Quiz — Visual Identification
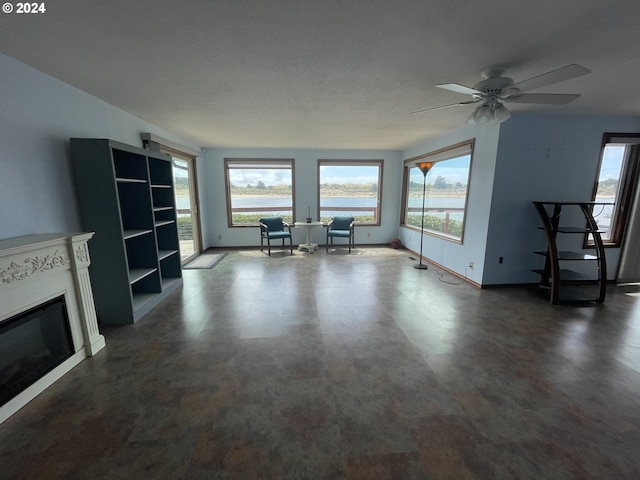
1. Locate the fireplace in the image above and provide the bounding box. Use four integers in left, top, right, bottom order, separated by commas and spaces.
0, 296, 74, 407
0, 233, 105, 423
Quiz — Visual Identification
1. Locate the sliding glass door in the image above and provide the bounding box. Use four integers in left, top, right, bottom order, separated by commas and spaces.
170, 153, 201, 264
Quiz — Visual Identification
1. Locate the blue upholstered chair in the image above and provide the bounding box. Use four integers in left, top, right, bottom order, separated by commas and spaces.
326, 216, 355, 253
259, 217, 292, 256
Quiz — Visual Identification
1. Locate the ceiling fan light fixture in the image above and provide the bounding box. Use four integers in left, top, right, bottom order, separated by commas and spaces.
466, 104, 492, 125
465, 110, 478, 125
493, 103, 511, 123
466, 102, 511, 126
474, 104, 493, 123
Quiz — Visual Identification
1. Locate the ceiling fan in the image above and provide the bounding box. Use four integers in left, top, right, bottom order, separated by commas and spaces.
412, 64, 591, 125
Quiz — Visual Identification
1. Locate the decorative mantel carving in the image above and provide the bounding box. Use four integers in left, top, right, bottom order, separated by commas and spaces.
0, 250, 69, 284
0, 232, 106, 424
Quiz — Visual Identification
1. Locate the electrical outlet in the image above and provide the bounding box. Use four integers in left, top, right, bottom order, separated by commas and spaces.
468, 261, 474, 269
218, 234, 222, 240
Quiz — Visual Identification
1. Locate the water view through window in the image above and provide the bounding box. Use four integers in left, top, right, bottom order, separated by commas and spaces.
402, 141, 473, 242
225, 159, 294, 226
318, 161, 383, 224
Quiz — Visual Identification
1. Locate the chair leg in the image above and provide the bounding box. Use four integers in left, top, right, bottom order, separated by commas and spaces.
267, 236, 271, 256
289, 236, 293, 254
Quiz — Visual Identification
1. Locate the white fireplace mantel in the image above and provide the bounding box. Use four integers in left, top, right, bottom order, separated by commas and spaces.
0, 232, 106, 424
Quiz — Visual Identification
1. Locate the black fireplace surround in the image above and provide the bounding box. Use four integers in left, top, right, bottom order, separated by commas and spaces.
0, 296, 73, 407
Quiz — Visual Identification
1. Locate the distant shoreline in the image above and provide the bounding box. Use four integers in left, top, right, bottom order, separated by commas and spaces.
225, 191, 468, 198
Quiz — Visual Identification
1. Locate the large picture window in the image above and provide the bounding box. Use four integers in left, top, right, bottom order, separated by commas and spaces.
589, 134, 640, 246
225, 159, 295, 226
318, 160, 383, 225
401, 140, 473, 243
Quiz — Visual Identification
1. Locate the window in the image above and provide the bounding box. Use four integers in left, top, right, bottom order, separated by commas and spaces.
318, 160, 383, 225
401, 140, 474, 243
589, 133, 640, 246
225, 159, 295, 226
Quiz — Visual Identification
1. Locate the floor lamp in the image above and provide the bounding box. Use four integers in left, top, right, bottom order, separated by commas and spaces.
414, 161, 434, 270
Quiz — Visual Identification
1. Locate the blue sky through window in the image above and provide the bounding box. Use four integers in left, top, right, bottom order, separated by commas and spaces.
409, 155, 471, 185
319, 165, 379, 184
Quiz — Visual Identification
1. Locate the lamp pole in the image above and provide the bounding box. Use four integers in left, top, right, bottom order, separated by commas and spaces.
414, 161, 433, 270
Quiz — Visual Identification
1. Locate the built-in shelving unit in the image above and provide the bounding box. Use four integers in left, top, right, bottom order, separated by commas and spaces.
70, 138, 182, 324
532, 201, 608, 305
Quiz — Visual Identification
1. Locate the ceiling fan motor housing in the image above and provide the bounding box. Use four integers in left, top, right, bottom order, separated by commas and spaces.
473, 76, 515, 96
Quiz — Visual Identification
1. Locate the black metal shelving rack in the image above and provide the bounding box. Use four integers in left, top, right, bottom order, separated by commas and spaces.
532, 201, 609, 305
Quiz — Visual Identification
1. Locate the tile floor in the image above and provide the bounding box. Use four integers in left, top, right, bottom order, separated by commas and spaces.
2, 247, 640, 479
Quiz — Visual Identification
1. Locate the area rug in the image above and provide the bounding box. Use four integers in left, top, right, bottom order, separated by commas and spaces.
183, 253, 227, 270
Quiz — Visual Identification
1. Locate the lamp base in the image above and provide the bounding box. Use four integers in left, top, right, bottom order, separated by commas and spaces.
413, 263, 428, 270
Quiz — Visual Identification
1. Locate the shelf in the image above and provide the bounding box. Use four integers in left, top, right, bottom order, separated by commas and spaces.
557, 226, 605, 234
533, 201, 606, 305
158, 249, 178, 261
534, 251, 598, 260
123, 229, 153, 240
557, 285, 604, 304
70, 138, 182, 324
155, 220, 175, 227
161, 277, 181, 291
116, 177, 147, 184
132, 292, 157, 312
536, 226, 604, 233
556, 269, 599, 283
128, 268, 157, 285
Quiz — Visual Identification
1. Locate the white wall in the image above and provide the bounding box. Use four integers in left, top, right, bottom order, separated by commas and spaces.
0, 54, 201, 241
202, 147, 403, 248
483, 113, 640, 284
398, 124, 501, 284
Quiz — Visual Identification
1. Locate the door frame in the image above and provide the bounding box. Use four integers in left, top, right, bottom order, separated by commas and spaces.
141, 134, 203, 265
165, 151, 202, 265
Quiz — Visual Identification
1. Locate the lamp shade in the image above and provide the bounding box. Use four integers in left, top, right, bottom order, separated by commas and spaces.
474, 105, 493, 124
493, 104, 512, 123
417, 161, 434, 174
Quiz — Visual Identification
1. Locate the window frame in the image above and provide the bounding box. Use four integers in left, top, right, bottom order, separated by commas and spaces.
224, 158, 295, 228
587, 133, 640, 248
317, 159, 384, 226
400, 139, 474, 244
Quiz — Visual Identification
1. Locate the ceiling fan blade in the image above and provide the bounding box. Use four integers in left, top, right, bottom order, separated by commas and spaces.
504, 93, 580, 105
436, 83, 483, 96
509, 64, 591, 92
410, 99, 481, 114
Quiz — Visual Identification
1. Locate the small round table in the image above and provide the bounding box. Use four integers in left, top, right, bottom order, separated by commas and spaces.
293, 221, 324, 253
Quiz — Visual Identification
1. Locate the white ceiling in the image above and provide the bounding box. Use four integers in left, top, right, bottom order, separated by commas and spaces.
1, 0, 639, 150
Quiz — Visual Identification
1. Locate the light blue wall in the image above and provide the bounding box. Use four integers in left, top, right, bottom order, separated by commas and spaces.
398, 113, 640, 286
483, 113, 640, 285
399, 124, 501, 284
202, 147, 403, 248
0, 54, 202, 241
5, 49, 639, 285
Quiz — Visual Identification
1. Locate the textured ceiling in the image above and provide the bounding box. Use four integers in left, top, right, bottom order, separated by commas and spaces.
1, 0, 639, 149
